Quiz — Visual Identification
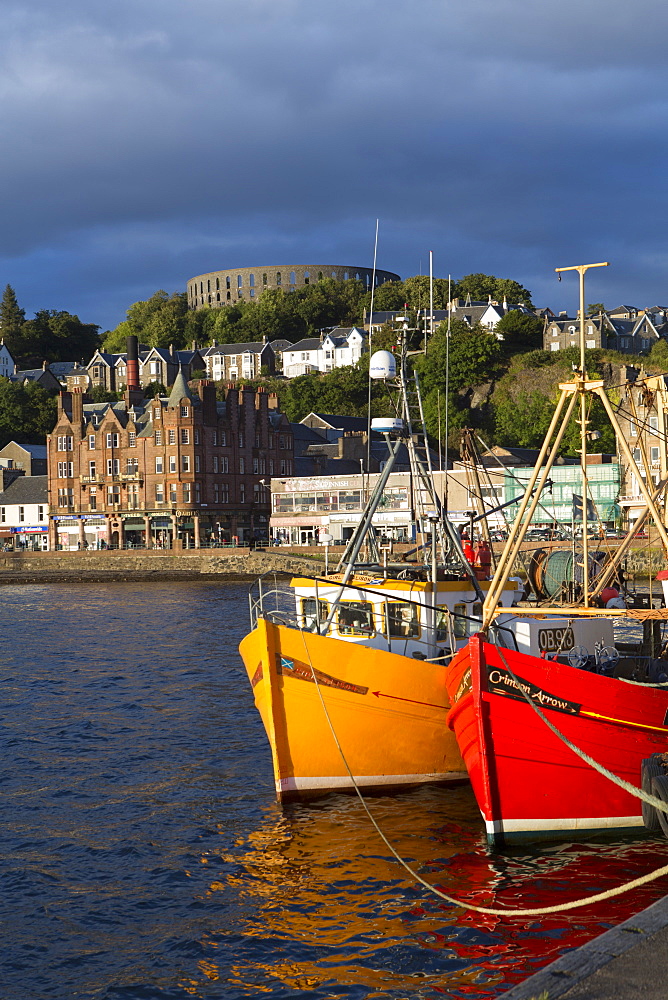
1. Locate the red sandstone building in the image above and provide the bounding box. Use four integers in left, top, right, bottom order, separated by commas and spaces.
47, 367, 293, 550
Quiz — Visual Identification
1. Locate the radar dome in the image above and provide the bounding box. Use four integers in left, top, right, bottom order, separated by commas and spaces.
369, 350, 396, 380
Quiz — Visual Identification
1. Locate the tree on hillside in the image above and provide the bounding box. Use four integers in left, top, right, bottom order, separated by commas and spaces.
0, 377, 57, 448
365, 280, 407, 312
0, 285, 25, 352
14, 310, 100, 368
417, 320, 503, 393
494, 310, 544, 355
457, 273, 534, 308
402, 275, 452, 311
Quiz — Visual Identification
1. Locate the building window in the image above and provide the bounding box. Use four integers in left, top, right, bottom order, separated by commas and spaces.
651, 446, 660, 465
253, 484, 261, 503
182, 455, 190, 472
253, 458, 259, 474
220, 431, 226, 447
180, 406, 189, 418
239, 483, 246, 504
220, 456, 228, 474
155, 483, 164, 504
155, 456, 163, 474
106, 433, 119, 448
18, 506, 24, 523
88, 434, 96, 450
182, 483, 191, 503
169, 456, 177, 473
125, 458, 138, 475
88, 490, 96, 511
89, 460, 96, 477
238, 432, 244, 448
57, 435, 73, 451
213, 456, 219, 473
650, 416, 659, 433
195, 483, 201, 504
168, 429, 176, 445
0, 507, 4, 523
239, 457, 245, 474
58, 488, 74, 508
213, 484, 219, 503
180, 429, 189, 444
57, 462, 74, 478
107, 485, 120, 505
154, 408, 161, 420
212, 431, 218, 446
194, 429, 200, 445
128, 432, 136, 447
154, 430, 162, 446
38, 505, 44, 521
169, 483, 177, 503
221, 484, 229, 503
195, 455, 200, 472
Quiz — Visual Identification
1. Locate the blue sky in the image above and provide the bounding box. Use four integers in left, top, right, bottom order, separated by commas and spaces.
2, 0, 667, 331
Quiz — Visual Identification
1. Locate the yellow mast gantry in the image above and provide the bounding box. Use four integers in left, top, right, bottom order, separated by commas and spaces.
482, 261, 668, 632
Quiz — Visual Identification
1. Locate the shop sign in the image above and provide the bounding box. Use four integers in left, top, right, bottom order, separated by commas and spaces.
11, 526, 48, 533
151, 518, 172, 527
122, 517, 146, 525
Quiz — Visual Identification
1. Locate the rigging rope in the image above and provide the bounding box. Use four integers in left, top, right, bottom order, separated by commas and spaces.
296, 627, 668, 916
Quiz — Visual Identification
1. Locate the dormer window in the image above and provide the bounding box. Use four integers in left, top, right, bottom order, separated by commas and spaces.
154, 408, 161, 420
180, 406, 189, 417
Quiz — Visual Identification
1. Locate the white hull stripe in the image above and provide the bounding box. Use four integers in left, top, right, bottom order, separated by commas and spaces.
278, 772, 468, 793
485, 815, 644, 835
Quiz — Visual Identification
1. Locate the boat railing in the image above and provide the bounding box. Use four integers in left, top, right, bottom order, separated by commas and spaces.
249, 573, 518, 662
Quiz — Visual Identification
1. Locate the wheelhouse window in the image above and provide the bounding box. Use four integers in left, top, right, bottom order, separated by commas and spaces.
337, 601, 375, 636
301, 598, 329, 630
386, 602, 420, 638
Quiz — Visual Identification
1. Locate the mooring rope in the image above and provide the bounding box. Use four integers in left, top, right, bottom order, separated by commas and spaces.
296, 628, 668, 916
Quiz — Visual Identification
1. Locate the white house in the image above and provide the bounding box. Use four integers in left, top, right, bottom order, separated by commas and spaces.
0, 474, 49, 550
280, 327, 367, 377
202, 341, 275, 381
0, 340, 16, 379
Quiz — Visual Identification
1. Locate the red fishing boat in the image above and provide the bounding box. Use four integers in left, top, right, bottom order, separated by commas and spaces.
444, 261, 668, 845
446, 632, 668, 844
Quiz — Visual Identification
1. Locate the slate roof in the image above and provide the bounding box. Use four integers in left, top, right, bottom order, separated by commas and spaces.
280, 338, 322, 353
306, 413, 369, 433
0, 475, 48, 504
203, 342, 268, 356
168, 369, 197, 406
12, 443, 47, 458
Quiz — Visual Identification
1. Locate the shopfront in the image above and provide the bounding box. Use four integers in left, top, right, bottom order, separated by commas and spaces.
11, 526, 49, 551
122, 516, 148, 548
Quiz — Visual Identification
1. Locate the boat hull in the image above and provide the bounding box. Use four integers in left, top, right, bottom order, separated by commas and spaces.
240, 618, 467, 799
445, 634, 668, 844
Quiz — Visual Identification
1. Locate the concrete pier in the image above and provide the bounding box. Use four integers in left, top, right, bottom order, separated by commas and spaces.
499, 894, 668, 999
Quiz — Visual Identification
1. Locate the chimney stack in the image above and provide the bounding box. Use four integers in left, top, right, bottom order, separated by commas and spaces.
126, 335, 140, 390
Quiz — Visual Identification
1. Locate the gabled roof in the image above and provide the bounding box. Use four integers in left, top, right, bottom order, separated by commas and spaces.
2, 442, 48, 458
0, 474, 48, 504
282, 338, 321, 352
304, 413, 368, 432
203, 342, 269, 356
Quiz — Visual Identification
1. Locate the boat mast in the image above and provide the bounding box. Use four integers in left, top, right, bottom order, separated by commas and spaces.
555, 262, 609, 607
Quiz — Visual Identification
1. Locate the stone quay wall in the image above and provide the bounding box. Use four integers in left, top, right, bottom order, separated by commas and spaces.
0, 548, 326, 584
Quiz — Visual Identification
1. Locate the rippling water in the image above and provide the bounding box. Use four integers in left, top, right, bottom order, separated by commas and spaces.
3, 581, 668, 1000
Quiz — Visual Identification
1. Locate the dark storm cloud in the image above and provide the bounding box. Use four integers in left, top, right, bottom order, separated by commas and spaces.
2, 0, 668, 326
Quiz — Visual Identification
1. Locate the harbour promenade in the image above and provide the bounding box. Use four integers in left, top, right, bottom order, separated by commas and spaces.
499, 894, 668, 999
